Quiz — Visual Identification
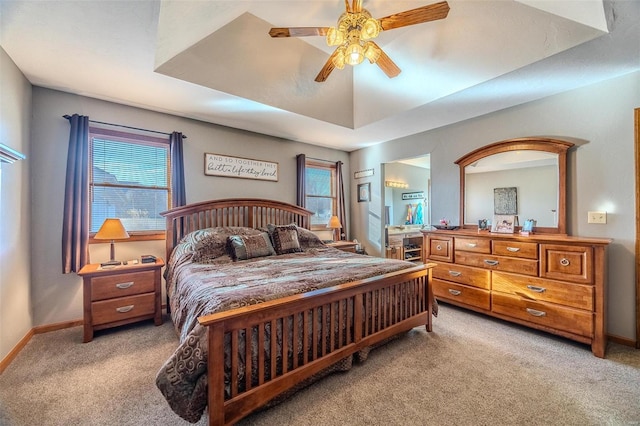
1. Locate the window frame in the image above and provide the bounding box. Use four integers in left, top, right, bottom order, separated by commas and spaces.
87, 127, 171, 243
305, 160, 337, 231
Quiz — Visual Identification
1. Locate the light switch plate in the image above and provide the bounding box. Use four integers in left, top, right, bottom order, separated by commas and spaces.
588, 211, 607, 224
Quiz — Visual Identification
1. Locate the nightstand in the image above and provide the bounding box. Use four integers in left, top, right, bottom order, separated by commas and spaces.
78, 258, 164, 342
326, 241, 358, 253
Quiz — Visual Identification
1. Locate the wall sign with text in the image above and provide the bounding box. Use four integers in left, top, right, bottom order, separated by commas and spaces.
204, 153, 279, 181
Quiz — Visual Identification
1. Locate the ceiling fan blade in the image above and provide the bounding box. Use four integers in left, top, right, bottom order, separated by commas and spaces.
352, 0, 363, 13
269, 27, 329, 38
371, 43, 401, 78
378, 1, 450, 31
345, 0, 352, 13
315, 49, 341, 83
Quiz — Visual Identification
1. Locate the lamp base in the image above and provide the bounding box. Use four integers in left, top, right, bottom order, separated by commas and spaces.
100, 260, 122, 267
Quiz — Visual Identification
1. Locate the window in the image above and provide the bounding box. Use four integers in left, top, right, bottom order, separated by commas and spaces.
305, 161, 337, 230
89, 128, 170, 238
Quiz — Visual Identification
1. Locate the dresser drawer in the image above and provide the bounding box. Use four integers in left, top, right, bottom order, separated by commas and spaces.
492, 272, 593, 311
492, 293, 593, 338
432, 263, 490, 290
454, 237, 491, 254
91, 270, 156, 301
426, 235, 453, 262
91, 293, 156, 326
492, 241, 538, 259
540, 244, 593, 284
433, 279, 490, 310
455, 252, 538, 276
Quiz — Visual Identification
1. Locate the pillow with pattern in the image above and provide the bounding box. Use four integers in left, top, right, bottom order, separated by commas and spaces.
267, 223, 303, 255
227, 233, 276, 261
191, 227, 262, 263
296, 226, 327, 250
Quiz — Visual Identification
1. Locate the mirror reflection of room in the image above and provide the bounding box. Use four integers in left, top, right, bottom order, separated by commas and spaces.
383, 156, 430, 262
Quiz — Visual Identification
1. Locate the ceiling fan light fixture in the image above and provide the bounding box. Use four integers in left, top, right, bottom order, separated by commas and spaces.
363, 41, 381, 63
345, 42, 364, 66
332, 46, 346, 69
326, 27, 345, 46
360, 17, 381, 40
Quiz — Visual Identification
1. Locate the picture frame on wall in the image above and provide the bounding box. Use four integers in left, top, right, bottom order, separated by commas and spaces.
492, 215, 516, 233
358, 183, 371, 203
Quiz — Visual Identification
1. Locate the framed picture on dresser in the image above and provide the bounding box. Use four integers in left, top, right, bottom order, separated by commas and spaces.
492, 215, 515, 233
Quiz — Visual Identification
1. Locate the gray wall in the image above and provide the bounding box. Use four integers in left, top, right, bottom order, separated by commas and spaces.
28, 88, 349, 329
0, 47, 32, 361
350, 71, 640, 342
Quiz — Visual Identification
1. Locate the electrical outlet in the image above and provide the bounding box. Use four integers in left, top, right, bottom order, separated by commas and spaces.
588, 211, 607, 224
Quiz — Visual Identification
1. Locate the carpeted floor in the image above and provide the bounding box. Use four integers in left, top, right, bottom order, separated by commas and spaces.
1, 304, 639, 426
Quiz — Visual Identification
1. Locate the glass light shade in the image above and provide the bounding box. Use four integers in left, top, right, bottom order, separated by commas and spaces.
326, 27, 345, 46
95, 218, 130, 240
332, 46, 346, 69
345, 43, 364, 66
363, 42, 381, 63
360, 18, 380, 40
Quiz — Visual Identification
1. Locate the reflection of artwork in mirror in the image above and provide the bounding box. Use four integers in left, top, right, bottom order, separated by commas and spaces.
358, 183, 370, 202
494, 187, 517, 215
492, 215, 515, 233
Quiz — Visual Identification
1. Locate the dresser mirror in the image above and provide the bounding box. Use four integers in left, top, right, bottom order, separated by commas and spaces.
455, 138, 573, 234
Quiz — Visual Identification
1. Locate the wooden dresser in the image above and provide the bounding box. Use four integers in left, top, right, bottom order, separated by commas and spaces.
423, 230, 611, 357
78, 259, 164, 342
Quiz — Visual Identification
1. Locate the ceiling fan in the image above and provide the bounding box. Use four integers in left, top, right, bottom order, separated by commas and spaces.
269, 1, 450, 82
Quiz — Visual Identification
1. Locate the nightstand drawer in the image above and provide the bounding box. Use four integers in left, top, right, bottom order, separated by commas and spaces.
91, 270, 155, 301
92, 293, 155, 326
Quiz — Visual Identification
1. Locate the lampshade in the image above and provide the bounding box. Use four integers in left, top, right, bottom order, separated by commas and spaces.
327, 215, 342, 230
95, 218, 129, 266
95, 218, 130, 240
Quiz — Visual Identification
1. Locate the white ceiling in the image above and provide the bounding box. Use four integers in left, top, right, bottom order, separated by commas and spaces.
1, 1, 638, 152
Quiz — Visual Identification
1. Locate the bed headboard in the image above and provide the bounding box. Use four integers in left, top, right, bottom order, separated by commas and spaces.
161, 198, 313, 261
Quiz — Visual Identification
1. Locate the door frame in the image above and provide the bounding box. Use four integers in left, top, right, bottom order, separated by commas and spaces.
635, 107, 639, 348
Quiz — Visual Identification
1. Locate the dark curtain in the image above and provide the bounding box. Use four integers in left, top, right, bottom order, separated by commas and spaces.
61, 114, 90, 273
336, 161, 347, 240
170, 131, 186, 207
296, 154, 306, 207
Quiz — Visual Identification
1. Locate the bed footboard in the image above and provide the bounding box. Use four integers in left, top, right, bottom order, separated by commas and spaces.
198, 264, 434, 425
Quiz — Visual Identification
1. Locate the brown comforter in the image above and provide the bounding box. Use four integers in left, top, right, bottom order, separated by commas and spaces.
156, 227, 420, 422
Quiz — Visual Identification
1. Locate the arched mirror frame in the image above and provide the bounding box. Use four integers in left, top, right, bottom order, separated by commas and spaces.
456, 137, 574, 235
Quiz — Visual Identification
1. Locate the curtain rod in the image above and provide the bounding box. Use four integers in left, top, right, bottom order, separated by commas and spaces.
306, 156, 337, 164
63, 115, 187, 139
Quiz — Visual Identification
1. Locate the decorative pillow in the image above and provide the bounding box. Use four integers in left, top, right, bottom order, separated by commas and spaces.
267, 224, 303, 254
296, 226, 327, 250
191, 227, 262, 263
227, 233, 276, 261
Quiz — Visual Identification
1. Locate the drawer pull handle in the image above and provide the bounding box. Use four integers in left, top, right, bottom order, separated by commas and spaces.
116, 282, 134, 289
484, 260, 499, 266
448, 289, 462, 296
448, 271, 462, 277
436, 244, 442, 251
527, 285, 546, 293
467, 243, 477, 248
526, 308, 546, 317
560, 258, 570, 266
506, 247, 520, 252
116, 305, 134, 313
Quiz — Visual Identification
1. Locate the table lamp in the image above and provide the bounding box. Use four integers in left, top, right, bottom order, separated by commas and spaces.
326, 215, 342, 241
94, 218, 130, 266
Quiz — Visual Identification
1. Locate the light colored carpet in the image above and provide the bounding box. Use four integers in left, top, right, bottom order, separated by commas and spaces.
1, 304, 638, 426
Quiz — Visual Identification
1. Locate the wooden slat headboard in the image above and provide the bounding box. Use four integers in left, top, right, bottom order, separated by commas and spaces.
161, 198, 314, 261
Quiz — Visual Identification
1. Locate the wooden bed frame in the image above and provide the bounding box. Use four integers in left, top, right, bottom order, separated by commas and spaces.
162, 198, 435, 425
